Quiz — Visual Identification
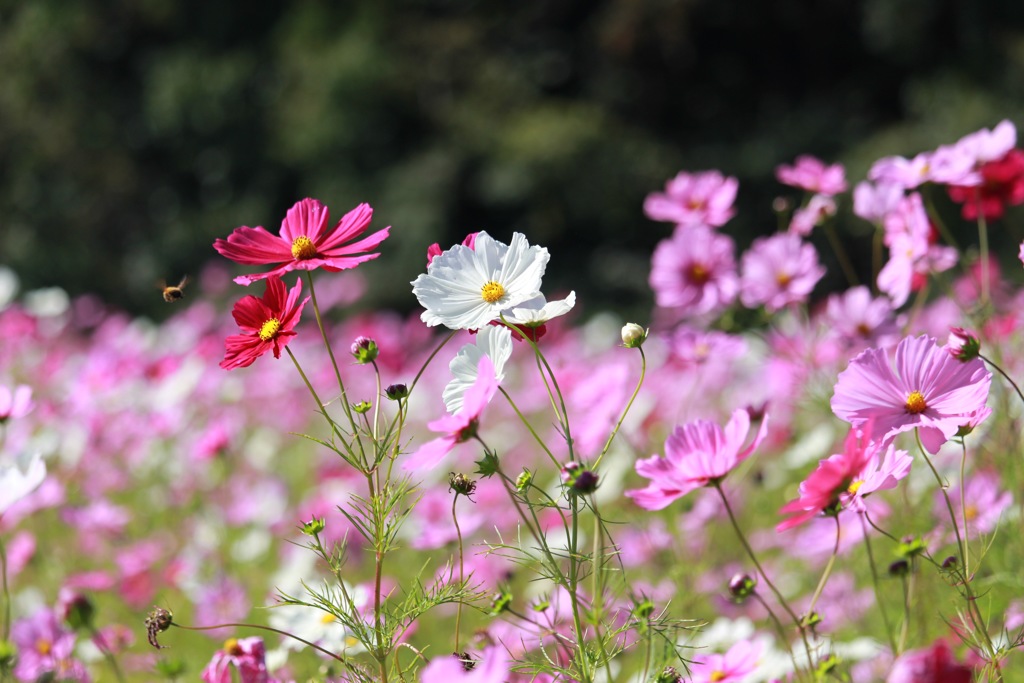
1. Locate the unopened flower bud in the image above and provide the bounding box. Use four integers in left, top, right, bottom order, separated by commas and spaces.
144, 607, 173, 649
655, 666, 682, 683
621, 323, 648, 348
385, 383, 409, 400
489, 590, 512, 616
350, 336, 379, 364
352, 400, 372, 414
947, 327, 981, 362
59, 589, 94, 630
888, 559, 910, 577
302, 517, 325, 536
897, 535, 926, 558
0, 639, 15, 672
448, 472, 477, 498
560, 462, 599, 494
728, 572, 757, 602
941, 555, 959, 570
515, 469, 533, 492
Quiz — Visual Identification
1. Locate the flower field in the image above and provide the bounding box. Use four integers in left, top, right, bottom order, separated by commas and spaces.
3, 120, 1024, 682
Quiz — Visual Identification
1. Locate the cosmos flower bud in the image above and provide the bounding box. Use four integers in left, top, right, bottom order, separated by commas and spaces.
728, 572, 757, 602
561, 462, 599, 494
621, 323, 648, 348
351, 400, 372, 414
655, 666, 682, 683
941, 555, 959, 570
351, 336, 379, 364
302, 516, 326, 536
947, 327, 981, 362
515, 469, 533, 492
59, 589, 95, 630
888, 559, 910, 577
448, 472, 477, 498
385, 383, 409, 400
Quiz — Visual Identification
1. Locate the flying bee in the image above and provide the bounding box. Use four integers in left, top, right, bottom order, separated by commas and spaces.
159, 275, 189, 303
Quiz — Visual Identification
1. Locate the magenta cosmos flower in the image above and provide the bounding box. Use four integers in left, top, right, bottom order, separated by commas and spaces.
739, 232, 825, 312
887, 640, 973, 683
403, 356, 499, 471
831, 335, 991, 454
776, 155, 848, 196
201, 636, 276, 683
419, 646, 511, 683
220, 276, 309, 370
649, 225, 739, 315
689, 639, 763, 683
213, 198, 390, 285
644, 169, 739, 228
777, 424, 912, 531
626, 409, 768, 510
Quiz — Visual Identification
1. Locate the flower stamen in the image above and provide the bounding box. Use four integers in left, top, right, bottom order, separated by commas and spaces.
481, 281, 505, 304
259, 318, 282, 341
688, 263, 710, 284
291, 235, 317, 260
905, 390, 928, 414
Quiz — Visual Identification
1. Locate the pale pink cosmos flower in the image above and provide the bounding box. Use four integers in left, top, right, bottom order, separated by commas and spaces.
403, 356, 498, 471
0, 383, 33, 422
824, 285, 899, 350
689, 639, 763, 683
777, 424, 912, 531
644, 170, 739, 228
419, 645, 511, 683
869, 152, 935, 189
213, 198, 390, 285
626, 409, 768, 510
936, 470, 1012, 541
739, 232, 825, 312
649, 225, 739, 315
788, 193, 836, 236
853, 180, 904, 223
831, 335, 992, 453
201, 636, 276, 683
11, 607, 90, 682
775, 155, 847, 196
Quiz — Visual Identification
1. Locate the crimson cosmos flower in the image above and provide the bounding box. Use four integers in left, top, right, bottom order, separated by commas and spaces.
220, 276, 309, 370
214, 198, 390, 285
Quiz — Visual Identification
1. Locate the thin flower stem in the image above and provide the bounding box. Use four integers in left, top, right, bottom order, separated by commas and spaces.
977, 213, 990, 307
171, 621, 348, 664
712, 482, 813, 670
594, 347, 646, 470
872, 225, 884, 295
589, 497, 616, 683
753, 592, 803, 676
452, 494, 465, 653
88, 625, 126, 683
823, 220, 860, 287
958, 440, 970, 578
923, 187, 961, 252
859, 514, 898, 654
980, 353, 1024, 408
0, 535, 9, 642
498, 387, 560, 467
408, 331, 458, 394
897, 572, 911, 653
284, 347, 356, 464
805, 516, 841, 619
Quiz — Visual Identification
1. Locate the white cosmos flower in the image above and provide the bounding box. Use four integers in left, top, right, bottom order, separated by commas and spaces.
0, 451, 46, 514
412, 232, 549, 330
443, 325, 513, 413
505, 291, 576, 327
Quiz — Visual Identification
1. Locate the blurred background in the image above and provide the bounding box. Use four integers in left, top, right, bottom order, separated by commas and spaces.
2, 0, 1024, 321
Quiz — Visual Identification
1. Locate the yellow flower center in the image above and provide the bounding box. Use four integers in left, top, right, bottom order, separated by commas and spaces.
481, 281, 505, 304
320, 612, 336, 624
964, 504, 978, 521
291, 235, 317, 260
223, 638, 243, 655
905, 390, 928, 414
36, 638, 52, 655
776, 272, 792, 287
710, 671, 727, 682
345, 635, 360, 648
847, 480, 863, 495
259, 318, 282, 341
689, 263, 710, 284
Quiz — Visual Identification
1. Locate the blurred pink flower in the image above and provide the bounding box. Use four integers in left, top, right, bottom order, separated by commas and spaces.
213, 198, 389, 286
936, 469, 1012, 541
649, 225, 739, 315
739, 232, 824, 312
11, 607, 90, 682
887, 640, 973, 683
824, 285, 899, 350
776, 155, 847, 196
419, 645, 511, 682
644, 170, 739, 228
626, 409, 768, 510
788, 193, 836, 236
201, 636, 274, 683
220, 276, 309, 370
403, 356, 498, 471
0, 383, 33, 421
831, 335, 991, 453
689, 639, 762, 683
853, 180, 903, 223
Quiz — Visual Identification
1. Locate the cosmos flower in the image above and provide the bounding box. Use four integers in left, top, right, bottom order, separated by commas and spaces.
788, 193, 836, 236
11, 607, 89, 682
0, 451, 46, 516
404, 356, 499, 471
214, 198, 390, 285
649, 225, 739, 315
644, 169, 739, 228
443, 325, 513, 414
886, 640, 973, 683
201, 636, 276, 683
419, 646, 511, 682
0, 383, 33, 422
739, 232, 825, 312
220, 276, 309, 370
626, 409, 768, 510
776, 155, 848, 196
412, 232, 549, 331
831, 335, 991, 453
688, 639, 763, 683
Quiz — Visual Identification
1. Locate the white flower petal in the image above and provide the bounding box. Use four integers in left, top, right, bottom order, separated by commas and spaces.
443, 326, 514, 413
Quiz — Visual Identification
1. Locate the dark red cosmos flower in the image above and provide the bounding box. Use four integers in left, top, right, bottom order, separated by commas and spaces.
220, 276, 309, 370
947, 149, 1024, 220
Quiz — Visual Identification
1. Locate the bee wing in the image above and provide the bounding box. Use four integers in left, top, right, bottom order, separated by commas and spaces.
177, 275, 189, 289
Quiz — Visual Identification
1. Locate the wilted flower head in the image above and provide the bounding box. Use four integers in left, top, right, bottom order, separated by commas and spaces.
213, 198, 390, 285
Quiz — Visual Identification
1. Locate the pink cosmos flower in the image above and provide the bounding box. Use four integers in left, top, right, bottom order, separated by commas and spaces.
403, 356, 498, 471
649, 225, 739, 315
824, 285, 899, 350
213, 198, 390, 285
775, 155, 847, 196
0, 383, 33, 421
886, 640, 973, 683
419, 645, 511, 683
936, 470, 1012, 541
644, 170, 739, 228
777, 424, 912, 531
853, 180, 903, 223
626, 409, 768, 510
788, 193, 836, 236
11, 607, 90, 682
831, 335, 992, 453
220, 276, 309, 370
689, 639, 763, 683
869, 152, 935, 189
739, 232, 825, 312
201, 636, 275, 683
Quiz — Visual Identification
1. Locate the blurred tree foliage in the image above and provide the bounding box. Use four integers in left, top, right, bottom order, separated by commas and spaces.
2, 0, 1024, 320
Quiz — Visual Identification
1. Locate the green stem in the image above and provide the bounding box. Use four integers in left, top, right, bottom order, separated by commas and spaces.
822, 220, 860, 287
89, 625, 126, 683
859, 514, 897, 654
594, 347, 647, 470
0, 536, 8, 642
871, 225, 884, 296
805, 516, 840, 619
172, 621, 347, 664
980, 353, 1024, 409
452, 495, 464, 652
977, 213, 990, 307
